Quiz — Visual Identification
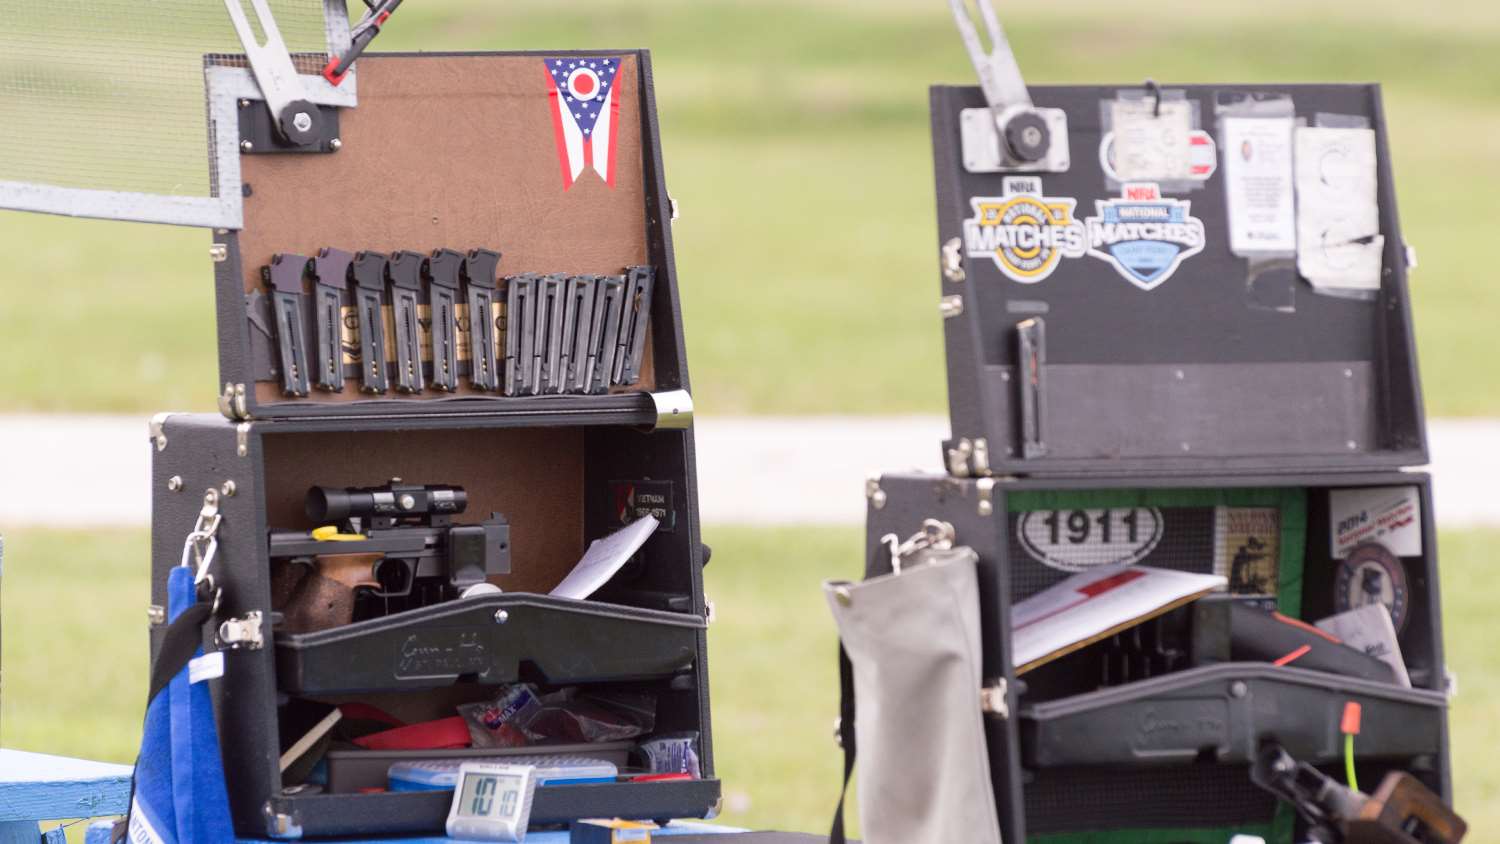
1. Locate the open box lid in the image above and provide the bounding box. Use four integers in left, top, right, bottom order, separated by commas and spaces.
209, 51, 692, 426
929, 82, 1427, 477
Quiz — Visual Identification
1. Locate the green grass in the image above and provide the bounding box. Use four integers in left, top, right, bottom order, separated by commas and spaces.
6, 525, 1500, 835
0, 0, 1497, 414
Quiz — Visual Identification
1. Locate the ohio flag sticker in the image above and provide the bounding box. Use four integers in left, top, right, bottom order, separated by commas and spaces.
545, 57, 623, 189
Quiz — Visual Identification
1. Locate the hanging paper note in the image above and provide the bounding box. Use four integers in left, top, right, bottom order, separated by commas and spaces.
1295, 127, 1383, 292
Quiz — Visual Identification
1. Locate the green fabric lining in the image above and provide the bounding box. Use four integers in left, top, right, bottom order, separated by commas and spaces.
1005, 487, 1307, 617
1027, 801, 1296, 844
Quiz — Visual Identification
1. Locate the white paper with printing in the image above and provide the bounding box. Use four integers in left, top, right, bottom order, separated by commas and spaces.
1111, 99, 1194, 181
1011, 564, 1226, 672
1295, 127, 1383, 290
1316, 604, 1411, 688
1223, 116, 1297, 255
1329, 486, 1421, 558
550, 515, 659, 600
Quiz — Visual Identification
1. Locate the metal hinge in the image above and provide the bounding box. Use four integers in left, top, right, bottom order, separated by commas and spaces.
976, 476, 997, 517
980, 678, 1009, 719
218, 611, 265, 650
939, 294, 964, 319
971, 437, 991, 475
236, 422, 253, 457
210, 243, 229, 263
219, 382, 249, 420
941, 236, 966, 283
865, 473, 887, 510
669, 196, 681, 222
648, 389, 694, 430
148, 605, 166, 626
149, 412, 175, 452
946, 438, 974, 477
704, 597, 716, 625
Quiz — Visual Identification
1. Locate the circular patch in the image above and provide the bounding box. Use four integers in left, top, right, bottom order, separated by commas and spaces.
567, 67, 601, 101
1334, 542, 1410, 632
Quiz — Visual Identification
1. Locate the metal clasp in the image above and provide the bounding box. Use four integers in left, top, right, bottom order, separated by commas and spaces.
180, 488, 224, 613
219, 612, 265, 651
882, 519, 957, 575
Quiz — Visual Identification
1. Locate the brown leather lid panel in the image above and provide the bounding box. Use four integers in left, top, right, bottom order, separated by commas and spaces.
239, 53, 655, 407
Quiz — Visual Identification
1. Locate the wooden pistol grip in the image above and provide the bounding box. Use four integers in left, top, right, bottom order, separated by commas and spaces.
315, 552, 384, 591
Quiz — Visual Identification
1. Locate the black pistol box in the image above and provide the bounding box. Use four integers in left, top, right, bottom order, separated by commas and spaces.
860, 81, 1449, 843
150, 51, 716, 838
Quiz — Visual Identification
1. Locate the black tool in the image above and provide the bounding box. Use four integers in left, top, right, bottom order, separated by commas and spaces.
424, 248, 465, 392
587, 274, 626, 394
562, 275, 597, 394
350, 251, 391, 394
1251, 744, 1466, 843
1193, 600, 1397, 684
262, 253, 314, 397
535, 274, 567, 394
386, 250, 427, 394
461, 248, 503, 392
615, 265, 655, 385
310, 248, 355, 392
505, 274, 539, 396
322, 0, 405, 86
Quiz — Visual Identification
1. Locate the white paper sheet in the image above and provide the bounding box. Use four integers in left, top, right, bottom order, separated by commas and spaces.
1329, 485, 1421, 558
1316, 604, 1411, 688
1111, 99, 1194, 182
1295, 127, 1383, 291
549, 515, 659, 600
1222, 116, 1297, 255
1010, 564, 1226, 672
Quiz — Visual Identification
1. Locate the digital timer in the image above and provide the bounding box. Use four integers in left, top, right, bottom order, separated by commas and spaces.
445, 762, 537, 842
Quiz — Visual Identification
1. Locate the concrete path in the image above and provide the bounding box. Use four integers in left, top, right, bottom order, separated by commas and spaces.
0, 414, 1494, 529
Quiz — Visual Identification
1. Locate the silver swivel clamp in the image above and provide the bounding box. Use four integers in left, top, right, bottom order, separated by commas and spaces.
222, 0, 324, 146
948, 0, 1070, 173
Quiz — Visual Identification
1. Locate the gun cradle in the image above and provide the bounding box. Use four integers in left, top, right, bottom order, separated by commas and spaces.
269, 515, 511, 633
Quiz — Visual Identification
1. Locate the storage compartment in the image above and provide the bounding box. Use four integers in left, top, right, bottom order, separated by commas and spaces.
865, 472, 1450, 843
150, 413, 718, 837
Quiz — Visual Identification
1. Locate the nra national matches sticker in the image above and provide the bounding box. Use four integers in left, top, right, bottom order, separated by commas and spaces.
1084, 183, 1206, 291
963, 176, 1087, 283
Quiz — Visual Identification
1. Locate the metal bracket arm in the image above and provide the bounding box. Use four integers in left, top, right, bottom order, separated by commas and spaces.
222, 0, 323, 145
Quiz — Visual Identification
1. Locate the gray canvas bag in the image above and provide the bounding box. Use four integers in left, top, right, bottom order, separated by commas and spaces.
825, 520, 1003, 844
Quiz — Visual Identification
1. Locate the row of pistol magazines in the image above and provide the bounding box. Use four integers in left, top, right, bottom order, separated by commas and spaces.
261, 247, 653, 398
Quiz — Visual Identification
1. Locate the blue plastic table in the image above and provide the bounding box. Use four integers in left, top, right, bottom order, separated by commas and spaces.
2, 751, 741, 843
0, 749, 132, 844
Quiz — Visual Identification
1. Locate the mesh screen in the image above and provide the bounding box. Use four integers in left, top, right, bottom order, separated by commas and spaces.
1024, 764, 1282, 836
1004, 488, 1304, 611
0, 1, 336, 205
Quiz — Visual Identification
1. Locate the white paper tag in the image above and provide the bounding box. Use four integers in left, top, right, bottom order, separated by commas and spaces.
1295, 127, 1382, 290
1111, 99, 1194, 182
1222, 116, 1297, 255
1316, 604, 1411, 688
189, 650, 225, 684
1329, 486, 1421, 558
